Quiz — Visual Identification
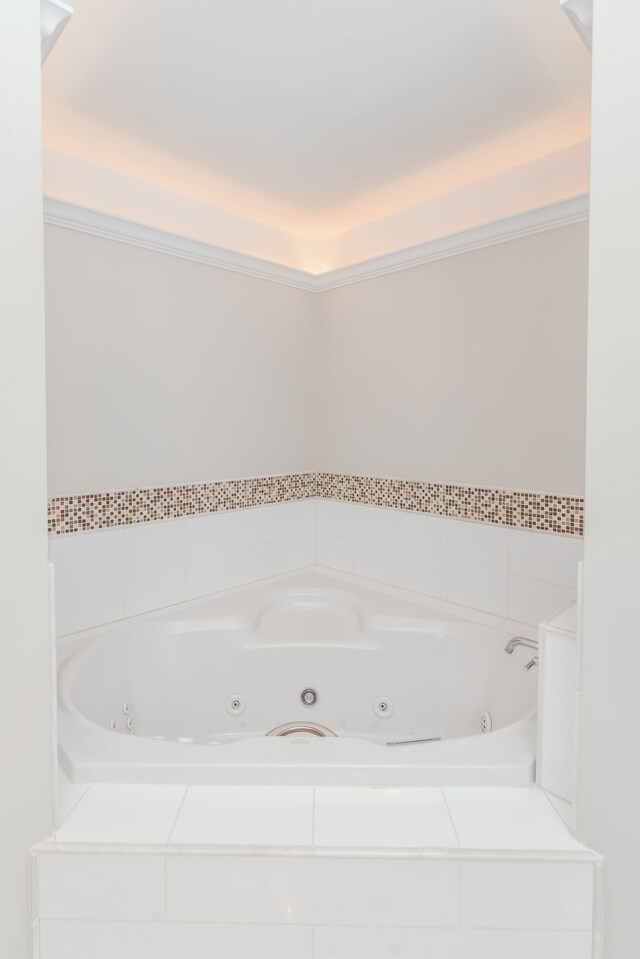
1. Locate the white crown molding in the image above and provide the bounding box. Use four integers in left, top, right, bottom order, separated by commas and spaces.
313, 195, 590, 290
41, 0, 73, 63
560, 0, 593, 52
44, 194, 590, 293
43, 198, 315, 291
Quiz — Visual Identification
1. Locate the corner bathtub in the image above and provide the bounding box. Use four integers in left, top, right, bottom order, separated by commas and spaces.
57, 570, 537, 786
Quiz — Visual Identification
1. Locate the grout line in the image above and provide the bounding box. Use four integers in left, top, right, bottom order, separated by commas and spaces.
163, 853, 168, 921
440, 788, 462, 850
29, 852, 40, 952
30, 917, 597, 931
54, 785, 90, 835
438, 789, 464, 934
538, 786, 581, 842
592, 859, 604, 959
31, 918, 39, 959
166, 786, 189, 844
509, 570, 580, 590
443, 515, 450, 603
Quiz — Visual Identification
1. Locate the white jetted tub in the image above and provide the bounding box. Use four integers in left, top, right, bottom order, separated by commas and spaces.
58, 570, 537, 786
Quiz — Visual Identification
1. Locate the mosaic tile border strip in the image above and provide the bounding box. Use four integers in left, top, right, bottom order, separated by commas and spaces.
317, 474, 584, 537
48, 473, 317, 536
48, 472, 584, 537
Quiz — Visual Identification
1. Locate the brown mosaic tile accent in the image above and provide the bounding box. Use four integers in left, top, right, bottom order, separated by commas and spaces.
315, 473, 584, 537
48, 473, 317, 536
48, 472, 584, 537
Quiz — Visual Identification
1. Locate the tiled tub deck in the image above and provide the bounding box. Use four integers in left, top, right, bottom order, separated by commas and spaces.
32, 781, 601, 959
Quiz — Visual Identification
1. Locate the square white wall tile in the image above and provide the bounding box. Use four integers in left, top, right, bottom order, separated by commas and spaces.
447, 520, 509, 616
352, 505, 396, 583
38, 853, 165, 920
314, 787, 458, 848
281, 500, 316, 571
460, 860, 594, 930
185, 512, 237, 600
237, 540, 282, 584
317, 499, 353, 538
49, 529, 124, 636
124, 562, 186, 617
236, 504, 281, 547
313, 927, 593, 959
508, 575, 575, 626
442, 787, 583, 850
124, 519, 185, 572
167, 856, 303, 924
39, 921, 312, 959
169, 786, 314, 846
124, 520, 186, 616
509, 530, 583, 588
317, 532, 352, 572
54, 785, 186, 844
396, 512, 447, 598
166, 856, 460, 926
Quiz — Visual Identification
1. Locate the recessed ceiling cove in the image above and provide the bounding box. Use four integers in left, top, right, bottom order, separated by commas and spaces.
42, 0, 591, 270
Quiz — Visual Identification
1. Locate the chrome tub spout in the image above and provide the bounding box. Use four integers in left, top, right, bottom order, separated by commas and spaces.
504, 636, 538, 655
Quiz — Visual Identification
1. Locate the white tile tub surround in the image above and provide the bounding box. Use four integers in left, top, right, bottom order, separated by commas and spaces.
317, 501, 583, 624
55, 781, 88, 830
396, 511, 448, 597
54, 785, 186, 844
169, 786, 314, 846
460, 859, 594, 930
49, 528, 125, 636
313, 786, 459, 848
36, 784, 599, 959
185, 509, 237, 598
54, 783, 586, 852
39, 921, 310, 959
165, 855, 462, 926
124, 519, 187, 617
38, 853, 166, 921
50, 501, 316, 636
447, 520, 510, 615
313, 927, 594, 959
352, 504, 397, 582
442, 787, 584, 850
50, 497, 580, 634
34, 848, 598, 959
316, 499, 353, 572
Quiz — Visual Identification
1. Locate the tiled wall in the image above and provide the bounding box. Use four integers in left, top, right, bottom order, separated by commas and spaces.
48, 474, 317, 536
317, 501, 583, 623
50, 500, 316, 636
48, 473, 583, 537
50, 498, 582, 637
33, 848, 597, 959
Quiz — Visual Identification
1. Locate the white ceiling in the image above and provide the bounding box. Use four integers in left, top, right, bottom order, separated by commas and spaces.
43, 0, 590, 245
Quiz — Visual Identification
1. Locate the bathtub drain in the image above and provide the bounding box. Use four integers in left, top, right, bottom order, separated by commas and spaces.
266, 721, 337, 738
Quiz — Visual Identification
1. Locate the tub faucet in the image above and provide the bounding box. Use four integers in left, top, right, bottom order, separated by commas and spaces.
504, 636, 538, 654
505, 636, 539, 670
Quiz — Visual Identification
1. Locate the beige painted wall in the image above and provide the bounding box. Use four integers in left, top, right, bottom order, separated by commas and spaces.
44, 225, 318, 495
0, 2, 53, 955
45, 221, 588, 498
316, 223, 588, 495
